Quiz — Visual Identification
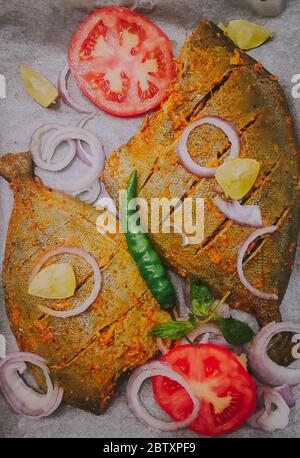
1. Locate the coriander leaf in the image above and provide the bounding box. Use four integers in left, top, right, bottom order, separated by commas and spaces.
151, 316, 196, 340
219, 317, 254, 346
190, 280, 213, 317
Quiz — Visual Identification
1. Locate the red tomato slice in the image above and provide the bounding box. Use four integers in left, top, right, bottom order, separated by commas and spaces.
68, 6, 175, 117
152, 344, 256, 436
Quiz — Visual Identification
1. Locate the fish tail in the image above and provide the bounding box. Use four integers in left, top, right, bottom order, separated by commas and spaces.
0, 152, 33, 182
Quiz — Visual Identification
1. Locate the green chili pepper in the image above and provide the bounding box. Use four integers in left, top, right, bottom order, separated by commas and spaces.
121, 170, 176, 311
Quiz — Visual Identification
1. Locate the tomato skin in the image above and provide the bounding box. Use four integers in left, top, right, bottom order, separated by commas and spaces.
152, 344, 256, 436
68, 7, 175, 117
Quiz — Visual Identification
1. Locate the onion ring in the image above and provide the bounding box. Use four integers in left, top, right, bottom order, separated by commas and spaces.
179, 323, 242, 353
58, 63, 94, 114
76, 112, 97, 166
0, 352, 63, 417
30, 247, 101, 318
214, 197, 263, 227
176, 116, 240, 178
156, 338, 169, 355
31, 124, 77, 171
126, 361, 200, 431
237, 225, 278, 300
247, 321, 300, 386
71, 179, 101, 204
247, 385, 290, 432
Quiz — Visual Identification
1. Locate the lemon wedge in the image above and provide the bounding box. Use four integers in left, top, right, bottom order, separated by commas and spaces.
28, 263, 76, 299
20, 65, 58, 108
218, 20, 273, 50
215, 158, 260, 200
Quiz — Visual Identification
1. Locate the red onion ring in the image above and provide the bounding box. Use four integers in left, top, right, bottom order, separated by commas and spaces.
30, 247, 101, 318
275, 384, 296, 408
0, 352, 63, 417
179, 323, 242, 353
210, 299, 231, 319
237, 225, 278, 300
31, 124, 77, 171
247, 321, 300, 386
58, 63, 94, 114
167, 270, 189, 318
126, 361, 200, 431
76, 112, 97, 166
156, 338, 169, 355
176, 116, 240, 178
214, 197, 263, 227
182, 279, 193, 313
247, 385, 290, 432
40, 126, 104, 193
71, 179, 101, 204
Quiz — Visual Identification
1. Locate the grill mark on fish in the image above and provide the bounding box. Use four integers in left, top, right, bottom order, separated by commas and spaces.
231, 206, 290, 276
139, 70, 234, 194
158, 114, 260, 233
16, 217, 75, 270
36, 255, 117, 323
49, 290, 150, 369
194, 151, 286, 256
51, 285, 154, 370
190, 69, 234, 119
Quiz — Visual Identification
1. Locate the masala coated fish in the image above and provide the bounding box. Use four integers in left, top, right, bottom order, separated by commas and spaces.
103, 21, 300, 342
0, 152, 169, 414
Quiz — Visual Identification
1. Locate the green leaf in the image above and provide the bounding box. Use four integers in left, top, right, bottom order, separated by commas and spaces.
219, 317, 254, 346
151, 315, 196, 340
190, 279, 213, 317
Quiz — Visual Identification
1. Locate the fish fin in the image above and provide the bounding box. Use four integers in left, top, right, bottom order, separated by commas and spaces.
0, 152, 33, 182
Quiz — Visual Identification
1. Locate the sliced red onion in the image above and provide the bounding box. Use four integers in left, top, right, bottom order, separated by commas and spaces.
230, 309, 260, 334
0, 352, 63, 417
41, 127, 105, 193
176, 116, 240, 178
126, 361, 200, 431
76, 112, 97, 166
247, 321, 300, 386
167, 270, 189, 318
214, 197, 263, 227
210, 299, 231, 319
31, 124, 77, 172
156, 338, 168, 355
30, 247, 101, 318
237, 226, 278, 300
58, 63, 94, 114
247, 385, 290, 432
71, 180, 101, 204
179, 323, 242, 353
199, 332, 210, 344
275, 384, 296, 408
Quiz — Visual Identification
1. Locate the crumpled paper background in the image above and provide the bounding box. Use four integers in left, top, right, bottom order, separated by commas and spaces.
0, 0, 300, 438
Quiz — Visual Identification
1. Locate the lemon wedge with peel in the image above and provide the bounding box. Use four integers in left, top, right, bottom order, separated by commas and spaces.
20, 65, 58, 108
218, 20, 273, 50
28, 263, 76, 299
215, 158, 260, 200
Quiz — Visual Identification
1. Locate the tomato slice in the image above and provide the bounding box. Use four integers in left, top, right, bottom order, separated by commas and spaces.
152, 344, 256, 436
68, 6, 175, 117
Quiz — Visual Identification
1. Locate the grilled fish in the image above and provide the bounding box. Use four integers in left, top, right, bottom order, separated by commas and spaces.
103, 21, 300, 340
0, 151, 169, 414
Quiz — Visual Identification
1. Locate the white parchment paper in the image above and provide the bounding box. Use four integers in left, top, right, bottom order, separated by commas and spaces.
0, 0, 300, 438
